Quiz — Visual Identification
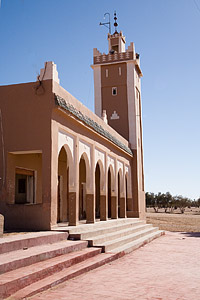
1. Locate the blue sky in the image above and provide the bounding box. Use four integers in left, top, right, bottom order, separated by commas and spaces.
0, 0, 200, 199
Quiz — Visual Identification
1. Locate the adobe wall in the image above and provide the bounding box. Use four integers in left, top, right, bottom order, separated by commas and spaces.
0, 80, 54, 230
101, 63, 129, 141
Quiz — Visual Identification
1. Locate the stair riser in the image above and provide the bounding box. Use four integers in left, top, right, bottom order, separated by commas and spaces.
103, 228, 158, 252
66, 218, 141, 234
117, 231, 165, 255
14, 253, 120, 300
0, 241, 88, 275
90, 224, 153, 246
0, 232, 68, 255
0, 248, 101, 299
70, 221, 144, 240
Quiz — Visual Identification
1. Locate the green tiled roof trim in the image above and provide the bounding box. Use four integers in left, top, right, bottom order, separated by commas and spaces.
55, 94, 133, 156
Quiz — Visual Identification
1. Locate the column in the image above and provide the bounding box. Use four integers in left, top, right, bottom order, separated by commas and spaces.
68, 136, 79, 226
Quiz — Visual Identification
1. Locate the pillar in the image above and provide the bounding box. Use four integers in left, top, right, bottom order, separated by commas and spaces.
119, 197, 126, 218
86, 194, 95, 223
111, 196, 118, 219
68, 137, 79, 226
100, 194, 107, 221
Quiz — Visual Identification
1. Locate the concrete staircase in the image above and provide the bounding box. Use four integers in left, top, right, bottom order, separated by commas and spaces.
55, 218, 164, 254
0, 231, 117, 299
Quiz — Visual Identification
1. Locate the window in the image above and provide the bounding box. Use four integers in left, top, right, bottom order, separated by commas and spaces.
112, 87, 117, 96
18, 178, 26, 194
119, 67, 121, 76
15, 168, 35, 204
112, 45, 118, 52
106, 69, 109, 78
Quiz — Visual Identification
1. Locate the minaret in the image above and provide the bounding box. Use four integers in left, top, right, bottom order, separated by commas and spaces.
91, 13, 145, 215
91, 13, 143, 144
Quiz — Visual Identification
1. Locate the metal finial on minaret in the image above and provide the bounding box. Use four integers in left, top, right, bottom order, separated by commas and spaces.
114, 11, 118, 33
99, 13, 111, 34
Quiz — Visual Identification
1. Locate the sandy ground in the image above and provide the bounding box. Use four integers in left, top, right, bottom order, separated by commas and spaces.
146, 207, 200, 232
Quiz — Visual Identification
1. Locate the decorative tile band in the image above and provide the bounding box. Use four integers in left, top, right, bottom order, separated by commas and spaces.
55, 94, 133, 156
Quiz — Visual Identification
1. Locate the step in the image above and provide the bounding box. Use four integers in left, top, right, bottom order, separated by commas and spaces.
89, 224, 153, 246
0, 247, 102, 299
96, 227, 158, 252
0, 232, 68, 254
0, 240, 88, 274
69, 220, 144, 240
53, 218, 141, 234
7, 252, 119, 300
109, 230, 165, 254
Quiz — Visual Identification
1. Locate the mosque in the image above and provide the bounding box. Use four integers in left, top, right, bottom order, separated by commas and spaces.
0, 16, 145, 231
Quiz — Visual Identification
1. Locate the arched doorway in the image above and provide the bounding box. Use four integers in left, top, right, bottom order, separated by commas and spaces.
118, 172, 121, 217
57, 147, 69, 223
108, 167, 112, 218
125, 174, 128, 211
79, 156, 86, 220
95, 162, 100, 219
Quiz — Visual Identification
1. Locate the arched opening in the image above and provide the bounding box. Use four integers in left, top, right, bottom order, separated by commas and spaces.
118, 172, 121, 217
57, 147, 69, 223
125, 174, 128, 211
95, 162, 101, 219
108, 167, 112, 218
79, 156, 86, 220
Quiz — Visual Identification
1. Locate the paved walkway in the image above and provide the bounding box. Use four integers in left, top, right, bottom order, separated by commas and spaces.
31, 232, 200, 300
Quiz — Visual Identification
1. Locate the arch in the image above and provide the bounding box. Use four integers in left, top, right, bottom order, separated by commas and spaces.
118, 169, 123, 218
60, 143, 74, 187
57, 146, 69, 223
125, 173, 128, 211
125, 167, 132, 211
95, 159, 105, 191
79, 155, 87, 220
107, 165, 114, 218
79, 151, 91, 192
107, 163, 115, 192
95, 162, 100, 219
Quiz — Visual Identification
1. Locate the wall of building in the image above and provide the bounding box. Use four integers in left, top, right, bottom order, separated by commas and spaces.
0, 80, 54, 230
101, 63, 129, 140
0, 63, 146, 231
51, 82, 138, 226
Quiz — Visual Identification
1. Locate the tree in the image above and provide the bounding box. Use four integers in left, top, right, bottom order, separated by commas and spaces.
146, 191, 193, 214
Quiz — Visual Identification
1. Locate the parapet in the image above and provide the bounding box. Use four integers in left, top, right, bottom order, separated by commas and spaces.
38, 61, 60, 84
93, 42, 136, 65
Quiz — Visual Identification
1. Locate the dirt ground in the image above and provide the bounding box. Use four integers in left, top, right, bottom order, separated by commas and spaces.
146, 207, 200, 232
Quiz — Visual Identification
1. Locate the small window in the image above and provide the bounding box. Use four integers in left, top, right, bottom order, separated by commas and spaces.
112, 87, 117, 96
15, 168, 35, 204
106, 69, 109, 78
119, 67, 121, 76
18, 178, 26, 194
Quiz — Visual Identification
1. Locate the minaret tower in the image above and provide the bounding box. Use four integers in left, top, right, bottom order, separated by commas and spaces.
91, 13, 145, 216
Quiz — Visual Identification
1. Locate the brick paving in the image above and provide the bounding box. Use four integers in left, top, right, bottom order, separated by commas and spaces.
31, 231, 200, 300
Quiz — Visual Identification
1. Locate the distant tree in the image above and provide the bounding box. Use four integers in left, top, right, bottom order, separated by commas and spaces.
161, 192, 172, 212
145, 192, 155, 207
146, 191, 192, 214
173, 195, 191, 213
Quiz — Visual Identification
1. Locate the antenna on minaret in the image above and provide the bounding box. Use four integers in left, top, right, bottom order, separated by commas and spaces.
99, 12, 111, 34
114, 11, 118, 33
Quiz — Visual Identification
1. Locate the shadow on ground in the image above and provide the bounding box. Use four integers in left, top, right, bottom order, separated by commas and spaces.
180, 232, 200, 238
